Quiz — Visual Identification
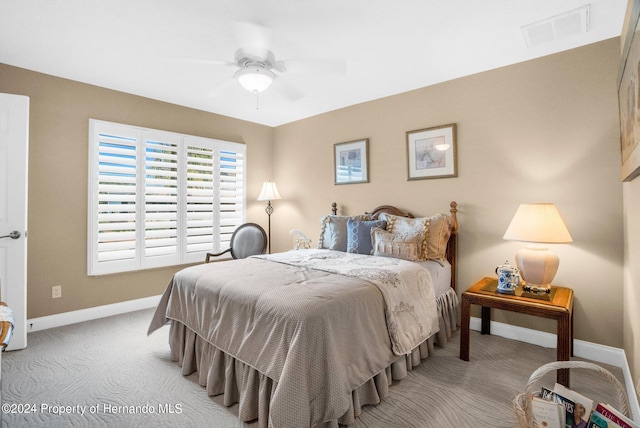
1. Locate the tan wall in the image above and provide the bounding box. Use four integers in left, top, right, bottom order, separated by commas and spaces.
0, 38, 631, 356
0, 64, 274, 319
273, 38, 624, 348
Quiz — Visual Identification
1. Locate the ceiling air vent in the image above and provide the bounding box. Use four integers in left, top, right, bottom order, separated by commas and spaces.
521, 5, 590, 48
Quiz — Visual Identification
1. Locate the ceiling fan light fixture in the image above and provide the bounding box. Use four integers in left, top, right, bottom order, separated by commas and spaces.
235, 66, 275, 93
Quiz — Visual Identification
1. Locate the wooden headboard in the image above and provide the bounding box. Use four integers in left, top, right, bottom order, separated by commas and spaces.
330, 201, 458, 290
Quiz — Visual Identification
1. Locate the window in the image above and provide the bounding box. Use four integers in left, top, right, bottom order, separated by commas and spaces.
88, 120, 246, 276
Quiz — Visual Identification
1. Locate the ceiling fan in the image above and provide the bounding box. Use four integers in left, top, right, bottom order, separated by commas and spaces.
233, 47, 283, 94
195, 21, 346, 101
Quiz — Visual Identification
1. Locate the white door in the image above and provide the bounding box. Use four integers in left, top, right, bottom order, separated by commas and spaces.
0, 93, 29, 350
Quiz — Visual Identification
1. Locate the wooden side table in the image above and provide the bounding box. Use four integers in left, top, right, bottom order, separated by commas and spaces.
459, 277, 574, 387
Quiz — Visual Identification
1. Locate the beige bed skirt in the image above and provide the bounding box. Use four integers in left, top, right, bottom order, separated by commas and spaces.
168, 288, 459, 428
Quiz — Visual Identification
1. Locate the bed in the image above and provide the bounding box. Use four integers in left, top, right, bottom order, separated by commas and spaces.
148, 201, 459, 427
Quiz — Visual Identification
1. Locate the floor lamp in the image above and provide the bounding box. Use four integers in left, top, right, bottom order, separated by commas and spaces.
257, 181, 281, 254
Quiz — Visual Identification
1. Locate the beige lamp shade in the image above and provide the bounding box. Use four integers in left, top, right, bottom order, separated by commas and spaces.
257, 181, 281, 201
503, 203, 572, 244
503, 203, 572, 289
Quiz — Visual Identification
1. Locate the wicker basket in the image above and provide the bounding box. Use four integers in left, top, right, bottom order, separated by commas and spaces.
513, 360, 631, 428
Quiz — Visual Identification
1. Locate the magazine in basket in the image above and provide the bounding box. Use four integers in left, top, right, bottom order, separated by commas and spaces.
589, 403, 638, 428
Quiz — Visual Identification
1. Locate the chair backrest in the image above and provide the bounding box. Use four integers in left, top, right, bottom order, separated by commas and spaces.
230, 223, 268, 259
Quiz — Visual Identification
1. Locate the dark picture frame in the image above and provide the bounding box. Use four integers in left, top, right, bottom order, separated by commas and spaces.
334, 139, 369, 185
406, 123, 457, 180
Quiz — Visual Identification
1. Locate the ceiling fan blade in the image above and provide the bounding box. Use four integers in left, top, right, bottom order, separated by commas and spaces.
207, 77, 241, 99
282, 58, 347, 75
273, 79, 304, 101
171, 56, 235, 67
233, 21, 272, 59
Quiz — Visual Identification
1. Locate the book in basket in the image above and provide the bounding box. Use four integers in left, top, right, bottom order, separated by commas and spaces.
587, 403, 639, 428
531, 394, 565, 428
554, 383, 594, 428
542, 387, 575, 428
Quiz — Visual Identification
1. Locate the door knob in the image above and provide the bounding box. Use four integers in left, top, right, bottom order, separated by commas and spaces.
0, 231, 21, 240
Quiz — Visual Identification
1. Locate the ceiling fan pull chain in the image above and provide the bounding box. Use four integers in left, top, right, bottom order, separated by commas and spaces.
255, 71, 259, 110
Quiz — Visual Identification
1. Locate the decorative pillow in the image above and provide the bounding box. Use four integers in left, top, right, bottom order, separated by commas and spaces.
371, 227, 422, 261
424, 213, 453, 260
317, 214, 370, 251
318, 216, 333, 249
380, 213, 452, 260
379, 213, 428, 259
346, 219, 387, 255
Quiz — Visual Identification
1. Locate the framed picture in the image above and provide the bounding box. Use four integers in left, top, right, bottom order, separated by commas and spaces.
406, 123, 457, 180
619, 0, 640, 182
334, 138, 369, 184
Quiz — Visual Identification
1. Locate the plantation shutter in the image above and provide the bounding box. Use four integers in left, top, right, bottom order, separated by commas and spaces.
143, 133, 180, 268
88, 120, 246, 275
89, 123, 139, 274
218, 144, 245, 251
184, 139, 216, 261
181, 137, 246, 264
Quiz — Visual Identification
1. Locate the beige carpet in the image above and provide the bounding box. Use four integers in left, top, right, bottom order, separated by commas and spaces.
0, 308, 627, 427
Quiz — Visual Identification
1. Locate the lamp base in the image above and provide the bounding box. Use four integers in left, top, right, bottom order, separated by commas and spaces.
514, 245, 559, 290
521, 288, 553, 301
522, 284, 552, 294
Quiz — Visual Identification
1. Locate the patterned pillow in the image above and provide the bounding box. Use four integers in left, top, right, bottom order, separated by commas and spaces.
346, 219, 387, 255
380, 213, 452, 260
317, 214, 370, 251
371, 227, 422, 261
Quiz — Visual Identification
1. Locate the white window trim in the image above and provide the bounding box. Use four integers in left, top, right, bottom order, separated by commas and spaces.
88, 119, 246, 276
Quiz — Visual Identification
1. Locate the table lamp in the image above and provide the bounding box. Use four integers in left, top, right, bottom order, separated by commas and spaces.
257, 181, 281, 254
503, 203, 572, 292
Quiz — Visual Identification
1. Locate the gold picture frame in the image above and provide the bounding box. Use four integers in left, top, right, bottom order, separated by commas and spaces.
406, 123, 457, 180
619, 0, 640, 182
334, 139, 369, 185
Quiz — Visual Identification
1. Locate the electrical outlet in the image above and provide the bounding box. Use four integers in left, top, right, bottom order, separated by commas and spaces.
52, 285, 62, 299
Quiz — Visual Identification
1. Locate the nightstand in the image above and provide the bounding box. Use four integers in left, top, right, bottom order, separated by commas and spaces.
459, 277, 574, 387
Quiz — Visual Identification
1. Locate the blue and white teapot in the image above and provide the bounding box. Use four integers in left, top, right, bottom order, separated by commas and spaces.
495, 260, 520, 294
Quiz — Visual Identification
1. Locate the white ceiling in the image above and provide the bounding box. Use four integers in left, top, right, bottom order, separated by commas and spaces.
0, 0, 628, 127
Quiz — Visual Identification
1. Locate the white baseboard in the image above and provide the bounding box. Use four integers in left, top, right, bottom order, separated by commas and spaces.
471, 317, 640, 422
27, 295, 162, 332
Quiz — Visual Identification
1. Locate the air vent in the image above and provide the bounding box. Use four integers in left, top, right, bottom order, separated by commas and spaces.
521, 5, 590, 48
